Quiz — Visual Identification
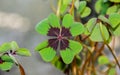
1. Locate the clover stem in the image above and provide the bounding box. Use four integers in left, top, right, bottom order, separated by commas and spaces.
69, 0, 75, 16
19, 64, 25, 75
71, 57, 77, 75
56, 0, 61, 17
106, 44, 120, 69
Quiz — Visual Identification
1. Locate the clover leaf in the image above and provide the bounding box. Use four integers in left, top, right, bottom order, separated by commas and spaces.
0, 42, 11, 53
0, 62, 13, 71
76, 1, 91, 18
90, 23, 109, 42
98, 55, 110, 65
35, 13, 84, 64
109, 13, 120, 28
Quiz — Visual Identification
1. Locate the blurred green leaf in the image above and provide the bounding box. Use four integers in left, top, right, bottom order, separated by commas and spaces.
63, 0, 72, 5
0, 62, 13, 71
69, 40, 83, 55
39, 47, 56, 62
51, 56, 66, 70
95, 0, 102, 13
10, 41, 19, 50
74, 0, 80, 10
48, 13, 60, 28
60, 48, 74, 64
86, 18, 97, 33
60, 4, 68, 14
16, 48, 31, 56
98, 15, 110, 24
98, 55, 109, 65
113, 24, 120, 36
108, 68, 116, 75
95, 0, 110, 14
62, 14, 74, 28
0, 43, 11, 53
35, 19, 50, 35
81, 7, 91, 18
110, 0, 120, 3
106, 5, 117, 15
78, 1, 86, 13
90, 23, 109, 41
1, 55, 13, 62
109, 13, 120, 28
70, 22, 84, 36
35, 40, 48, 51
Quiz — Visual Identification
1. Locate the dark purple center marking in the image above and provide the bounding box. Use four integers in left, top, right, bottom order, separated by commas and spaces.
48, 27, 71, 50
0, 58, 3, 64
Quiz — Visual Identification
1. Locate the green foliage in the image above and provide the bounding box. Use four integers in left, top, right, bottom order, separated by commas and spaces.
0, 43, 11, 53
110, 0, 120, 3
108, 68, 116, 75
109, 13, 120, 28
35, 40, 48, 51
1, 55, 13, 62
113, 25, 120, 36
0, 62, 13, 71
86, 18, 97, 33
62, 14, 74, 28
63, 0, 72, 5
95, 0, 110, 14
106, 5, 117, 15
75, 1, 91, 18
90, 23, 109, 42
98, 15, 110, 24
35, 0, 120, 75
39, 47, 56, 62
70, 22, 84, 36
80, 7, 91, 18
16, 48, 31, 56
48, 13, 60, 28
98, 55, 109, 65
51, 56, 66, 70
10, 41, 19, 50
60, 49, 74, 64
0, 41, 31, 71
95, 0, 102, 13
78, 1, 86, 13
69, 40, 83, 55
36, 19, 50, 35
35, 13, 84, 64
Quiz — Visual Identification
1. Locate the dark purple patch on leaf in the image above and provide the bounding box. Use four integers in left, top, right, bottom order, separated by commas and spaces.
61, 27, 72, 37
48, 38, 59, 50
0, 58, 3, 64
47, 27, 60, 36
60, 39, 69, 50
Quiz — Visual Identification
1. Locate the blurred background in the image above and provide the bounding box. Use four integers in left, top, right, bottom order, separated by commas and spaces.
0, 0, 64, 75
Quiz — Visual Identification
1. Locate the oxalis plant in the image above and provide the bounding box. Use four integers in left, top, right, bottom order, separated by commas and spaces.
35, 0, 120, 75
0, 0, 120, 75
0, 41, 31, 75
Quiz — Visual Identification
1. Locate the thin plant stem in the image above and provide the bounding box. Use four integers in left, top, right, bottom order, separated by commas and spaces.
56, 0, 61, 17
81, 43, 96, 75
106, 44, 120, 69
69, 0, 74, 15
50, 0, 57, 13
93, 43, 105, 61
19, 64, 25, 75
71, 58, 77, 75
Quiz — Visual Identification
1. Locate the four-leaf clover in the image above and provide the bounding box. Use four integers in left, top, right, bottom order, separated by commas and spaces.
35, 13, 84, 64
